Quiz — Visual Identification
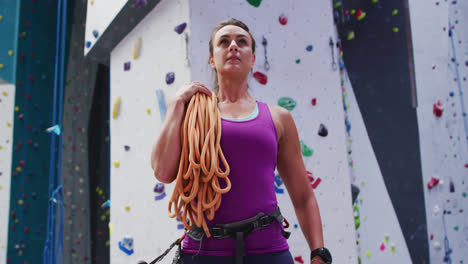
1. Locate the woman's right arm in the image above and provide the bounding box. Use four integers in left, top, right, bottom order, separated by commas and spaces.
151, 82, 212, 184
151, 97, 186, 184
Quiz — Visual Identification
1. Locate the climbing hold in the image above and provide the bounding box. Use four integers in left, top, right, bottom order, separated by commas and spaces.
133, 37, 142, 59
392, 9, 399, 16
124, 62, 131, 71
125, 205, 130, 211
112, 96, 122, 119
279, 14, 288, 25
174, 22, 187, 34
155, 89, 167, 122
101, 200, 110, 208
393, 27, 399, 33
311, 98, 317, 106
306, 45, 313, 52
154, 183, 165, 193
19, 160, 25, 167
86, 41, 91, 48
146, 108, 151, 114
253, 71, 267, 85
318, 124, 328, 137
427, 176, 440, 189
311, 177, 322, 189
92, 30, 99, 38
300, 140, 313, 157
278, 97, 296, 111
295, 59, 300, 64
365, 250, 371, 258
133, 0, 148, 8
166, 72, 175, 84
354, 9, 366, 20
0, 64, 4, 69
380, 242, 385, 251
246, 0, 262, 7
347, 31, 355, 40
46, 125, 61, 135
433, 100, 444, 117
118, 236, 134, 255
294, 256, 304, 263
432, 240, 441, 250
450, 179, 455, 192
390, 243, 396, 253
114, 161, 120, 168
124, 145, 130, 151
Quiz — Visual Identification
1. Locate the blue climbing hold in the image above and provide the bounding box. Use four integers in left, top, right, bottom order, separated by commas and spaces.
174, 22, 187, 34
166, 72, 175, 84
306, 45, 313, 52
92, 30, 99, 38
86, 41, 91, 48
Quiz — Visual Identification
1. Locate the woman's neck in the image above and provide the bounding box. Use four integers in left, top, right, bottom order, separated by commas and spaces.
217, 74, 253, 104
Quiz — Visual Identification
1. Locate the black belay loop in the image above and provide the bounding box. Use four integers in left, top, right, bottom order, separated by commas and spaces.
186, 206, 291, 264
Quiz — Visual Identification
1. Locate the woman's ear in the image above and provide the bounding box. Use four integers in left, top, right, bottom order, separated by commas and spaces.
209, 56, 215, 69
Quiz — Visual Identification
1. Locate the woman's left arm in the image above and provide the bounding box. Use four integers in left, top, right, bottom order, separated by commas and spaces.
275, 106, 325, 254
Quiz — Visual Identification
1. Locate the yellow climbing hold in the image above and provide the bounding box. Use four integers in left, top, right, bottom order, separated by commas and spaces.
16, 166, 22, 172
15, 106, 19, 111
105, 136, 109, 142
91, 0, 94, 5
0, 185, 2, 190
146, 108, 151, 114
109, 223, 113, 234
384, 234, 389, 244
0, 146, 2, 150
7, 122, 11, 127
114, 161, 120, 168
0, 15, 3, 21
18, 200, 24, 205
392, 9, 399, 16
2, 92, 8, 96
365, 250, 371, 258
0, 64, 4, 69
8, 50, 13, 56
393, 27, 399, 33
390, 243, 396, 253
112, 96, 121, 119
133, 37, 142, 59
125, 204, 130, 211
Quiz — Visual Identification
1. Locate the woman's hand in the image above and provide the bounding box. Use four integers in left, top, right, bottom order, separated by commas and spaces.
174, 82, 213, 105
311, 256, 326, 264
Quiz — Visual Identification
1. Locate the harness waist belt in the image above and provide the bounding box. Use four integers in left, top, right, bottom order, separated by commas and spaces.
186, 206, 291, 264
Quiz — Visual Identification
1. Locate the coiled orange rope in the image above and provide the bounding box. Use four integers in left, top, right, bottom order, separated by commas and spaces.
168, 92, 231, 238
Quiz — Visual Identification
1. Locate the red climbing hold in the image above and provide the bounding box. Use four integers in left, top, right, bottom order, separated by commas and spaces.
427, 177, 440, 189
279, 14, 288, 25
311, 98, 317, 106
19, 160, 25, 167
253, 71, 267, 85
311, 177, 322, 189
433, 100, 444, 117
294, 256, 304, 263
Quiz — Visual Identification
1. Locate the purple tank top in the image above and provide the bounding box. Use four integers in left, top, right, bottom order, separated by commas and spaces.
181, 100, 289, 256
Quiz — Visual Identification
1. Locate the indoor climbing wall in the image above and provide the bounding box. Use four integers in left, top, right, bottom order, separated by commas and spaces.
0, 1, 20, 262
410, 0, 468, 263
84, 0, 127, 55
59, 0, 103, 262
108, 0, 191, 263
0, 81, 16, 263
107, 0, 357, 263
4, 0, 60, 263
339, 49, 412, 263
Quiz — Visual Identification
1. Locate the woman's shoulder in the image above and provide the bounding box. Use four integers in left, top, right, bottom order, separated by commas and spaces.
266, 104, 290, 143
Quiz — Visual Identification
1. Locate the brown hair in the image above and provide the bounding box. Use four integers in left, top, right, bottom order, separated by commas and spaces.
209, 18, 256, 95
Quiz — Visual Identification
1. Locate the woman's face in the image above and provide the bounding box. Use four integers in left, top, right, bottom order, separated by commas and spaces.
210, 25, 256, 76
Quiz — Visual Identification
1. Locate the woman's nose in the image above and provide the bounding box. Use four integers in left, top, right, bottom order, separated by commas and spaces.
229, 40, 238, 51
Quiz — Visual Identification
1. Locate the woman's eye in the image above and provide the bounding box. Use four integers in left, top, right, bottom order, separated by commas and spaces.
239, 39, 247, 44
220, 39, 228, 44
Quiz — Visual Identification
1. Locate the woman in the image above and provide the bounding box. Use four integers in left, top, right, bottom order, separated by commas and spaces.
151, 18, 331, 264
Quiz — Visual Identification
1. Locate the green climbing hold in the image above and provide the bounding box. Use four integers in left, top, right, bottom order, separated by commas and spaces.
278, 97, 297, 111
296, 59, 301, 64
246, 0, 262, 7
300, 140, 313, 156
454, 226, 459, 231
